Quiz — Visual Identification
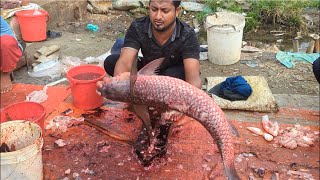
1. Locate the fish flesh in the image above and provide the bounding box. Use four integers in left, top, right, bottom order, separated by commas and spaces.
274, 124, 317, 149
247, 127, 264, 136
261, 115, 279, 137
97, 58, 240, 179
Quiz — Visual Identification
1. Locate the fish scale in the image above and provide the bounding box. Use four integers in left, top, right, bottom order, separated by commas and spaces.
130, 75, 238, 179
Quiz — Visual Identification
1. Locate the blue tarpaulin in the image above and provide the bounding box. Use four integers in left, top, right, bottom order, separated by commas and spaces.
276, 51, 320, 68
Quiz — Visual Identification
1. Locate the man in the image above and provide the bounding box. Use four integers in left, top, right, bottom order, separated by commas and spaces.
104, 0, 201, 88
0, 16, 23, 94
101, 0, 201, 162
313, 57, 319, 83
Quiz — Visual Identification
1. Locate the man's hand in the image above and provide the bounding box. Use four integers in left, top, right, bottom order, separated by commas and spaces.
113, 47, 138, 76
183, 58, 202, 89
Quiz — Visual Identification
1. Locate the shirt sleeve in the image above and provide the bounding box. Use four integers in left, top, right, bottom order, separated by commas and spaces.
182, 32, 200, 60
1, 17, 23, 52
123, 23, 141, 51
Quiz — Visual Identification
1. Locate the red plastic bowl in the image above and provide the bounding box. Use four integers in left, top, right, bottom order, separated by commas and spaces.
0, 101, 46, 131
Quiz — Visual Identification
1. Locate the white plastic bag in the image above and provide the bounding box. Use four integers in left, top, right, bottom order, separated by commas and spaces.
61, 56, 86, 72
33, 10, 42, 15
29, 60, 64, 79
26, 85, 48, 103
95, 50, 111, 66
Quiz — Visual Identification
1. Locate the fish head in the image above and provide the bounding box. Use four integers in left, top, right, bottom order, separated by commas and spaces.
97, 57, 165, 102
97, 72, 131, 102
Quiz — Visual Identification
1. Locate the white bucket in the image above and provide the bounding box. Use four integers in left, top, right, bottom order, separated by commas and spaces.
206, 12, 245, 65
1, 120, 43, 180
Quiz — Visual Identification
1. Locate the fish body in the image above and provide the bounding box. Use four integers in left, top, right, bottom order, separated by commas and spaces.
98, 72, 239, 179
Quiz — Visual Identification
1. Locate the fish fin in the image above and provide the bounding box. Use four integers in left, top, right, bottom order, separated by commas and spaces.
137, 57, 165, 75
84, 118, 134, 145
229, 121, 240, 137
130, 57, 138, 96
133, 105, 152, 145
225, 163, 240, 180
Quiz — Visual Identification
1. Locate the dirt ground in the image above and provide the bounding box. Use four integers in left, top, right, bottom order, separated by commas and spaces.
13, 10, 320, 95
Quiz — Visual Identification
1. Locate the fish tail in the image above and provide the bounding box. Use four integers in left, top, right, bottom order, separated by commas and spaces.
225, 163, 240, 180
217, 141, 240, 180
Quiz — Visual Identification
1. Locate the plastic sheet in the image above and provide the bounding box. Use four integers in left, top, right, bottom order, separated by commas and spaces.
61, 56, 86, 72
28, 60, 64, 79
26, 85, 48, 103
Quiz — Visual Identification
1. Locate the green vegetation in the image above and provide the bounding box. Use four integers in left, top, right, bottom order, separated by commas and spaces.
196, 0, 320, 32
117, 33, 125, 38
195, 11, 207, 24
200, 0, 243, 12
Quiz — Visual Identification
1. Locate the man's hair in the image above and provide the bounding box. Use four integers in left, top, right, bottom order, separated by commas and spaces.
172, 0, 181, 8
149, 0, 181, 9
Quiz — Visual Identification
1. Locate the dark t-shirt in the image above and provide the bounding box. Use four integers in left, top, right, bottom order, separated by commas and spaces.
123, 16, 200, 70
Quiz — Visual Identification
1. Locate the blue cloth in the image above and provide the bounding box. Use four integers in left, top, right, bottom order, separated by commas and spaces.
86, 24, 99, 32
111, 37, 124, 55
0, 17, 23, 51
220, 76, 252, 98
276, 51, 320, 68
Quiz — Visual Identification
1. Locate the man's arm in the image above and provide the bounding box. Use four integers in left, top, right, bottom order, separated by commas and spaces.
113, 19, 141, 76
184, 58, 202, 89
180, 27, 201, 88
113, 47, 138, 76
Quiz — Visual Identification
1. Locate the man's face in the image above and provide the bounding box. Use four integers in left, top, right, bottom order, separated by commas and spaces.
149, 0, 180, 32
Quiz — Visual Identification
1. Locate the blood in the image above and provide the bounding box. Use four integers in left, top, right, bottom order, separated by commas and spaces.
0, 142, 15, 153
72, 72, 102, 80
134, 122, 172, 166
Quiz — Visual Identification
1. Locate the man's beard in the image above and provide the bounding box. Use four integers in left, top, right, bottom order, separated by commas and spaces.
153, 18, 176, 32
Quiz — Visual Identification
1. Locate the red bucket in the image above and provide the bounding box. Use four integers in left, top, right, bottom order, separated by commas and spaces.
0, 102, 46, 131
15, 9, 49, 42
66, 65, 106, 110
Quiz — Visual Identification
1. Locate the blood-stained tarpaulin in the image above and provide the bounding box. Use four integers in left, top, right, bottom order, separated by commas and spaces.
0, 83, 71, 118
42, 100, 319, 180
